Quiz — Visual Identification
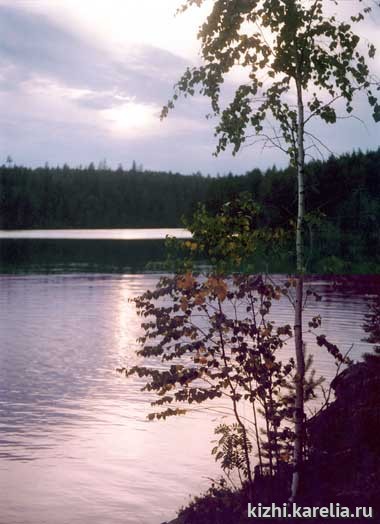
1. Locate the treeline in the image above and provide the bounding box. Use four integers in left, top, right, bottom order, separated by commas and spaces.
1, 149, 379, 240
0, 164, 210, 229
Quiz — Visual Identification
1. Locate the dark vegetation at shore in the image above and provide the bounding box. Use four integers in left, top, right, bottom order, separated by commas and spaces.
160, 293, 380, 524
168, 359, 380, 524
0, 149, 378, 231
1, 149, 379, 272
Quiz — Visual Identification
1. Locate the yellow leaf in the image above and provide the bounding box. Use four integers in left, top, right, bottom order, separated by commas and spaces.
177, 272, 195, 290
206, 277, 227, 301
194, 291, 206, 305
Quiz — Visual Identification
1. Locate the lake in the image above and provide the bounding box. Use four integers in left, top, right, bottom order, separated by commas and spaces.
0, 228, 191, 240
0, 229, 191, 275
0, 230, 378, 524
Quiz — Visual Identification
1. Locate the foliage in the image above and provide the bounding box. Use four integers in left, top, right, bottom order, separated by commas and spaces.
212, 423, 253, 481
164, 0, 379, 162
120, 272, 297, 483
177, 191, 292, 272
363, 293, 380, 364
162, 2, 379, 498
177, 478, 251, 524
118, 197, 349, 495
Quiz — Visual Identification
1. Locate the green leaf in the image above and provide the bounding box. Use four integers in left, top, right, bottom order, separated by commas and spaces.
373, 104, 380, 123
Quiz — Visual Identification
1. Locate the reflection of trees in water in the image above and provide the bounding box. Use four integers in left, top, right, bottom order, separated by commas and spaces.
0, 239, 168, 273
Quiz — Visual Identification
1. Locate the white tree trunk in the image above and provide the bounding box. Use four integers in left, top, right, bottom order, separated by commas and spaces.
290, 78, 306, 502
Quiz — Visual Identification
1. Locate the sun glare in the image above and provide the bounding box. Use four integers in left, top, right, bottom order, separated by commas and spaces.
102, 101, 159, 135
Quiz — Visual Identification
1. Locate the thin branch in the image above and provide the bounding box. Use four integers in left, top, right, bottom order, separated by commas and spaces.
304, 130, 335, 156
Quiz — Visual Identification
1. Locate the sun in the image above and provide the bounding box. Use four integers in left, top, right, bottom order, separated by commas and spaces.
102, 101, 159, 136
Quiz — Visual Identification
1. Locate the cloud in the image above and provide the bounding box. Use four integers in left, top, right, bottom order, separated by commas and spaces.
0, 6, 103, 90
0, 4, 210, 155
0, 2, 379, 175
0, 5, 214, 170
0, 5, 187, 105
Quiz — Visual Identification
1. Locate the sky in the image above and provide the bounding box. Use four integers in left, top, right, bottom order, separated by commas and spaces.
0, 0, 379, 175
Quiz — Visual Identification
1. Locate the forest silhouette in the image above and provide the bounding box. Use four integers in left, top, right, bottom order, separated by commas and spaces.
1, 148, 379, 272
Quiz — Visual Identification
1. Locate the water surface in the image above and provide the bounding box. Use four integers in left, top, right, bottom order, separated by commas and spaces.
0, 228, 190, 274
0, 273, 377, 524
0, 228, 191, 240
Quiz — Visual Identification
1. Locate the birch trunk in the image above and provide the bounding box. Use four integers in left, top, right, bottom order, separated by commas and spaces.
290, 78, 306, 501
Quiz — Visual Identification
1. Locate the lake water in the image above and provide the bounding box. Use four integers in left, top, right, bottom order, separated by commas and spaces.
0, 228, 191, 240
0, 229, 191, 275
0, 230, 379, 524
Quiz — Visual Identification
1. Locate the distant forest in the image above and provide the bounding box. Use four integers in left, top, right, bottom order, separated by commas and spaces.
0, 149, 379, 263
1, 149, 378, 228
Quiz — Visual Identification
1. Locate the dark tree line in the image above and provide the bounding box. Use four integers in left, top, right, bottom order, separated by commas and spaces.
1, 149, 379, 260
0, 164, 209, 229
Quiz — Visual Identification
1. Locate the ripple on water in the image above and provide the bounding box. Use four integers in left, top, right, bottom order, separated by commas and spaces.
0, 274, 378, 523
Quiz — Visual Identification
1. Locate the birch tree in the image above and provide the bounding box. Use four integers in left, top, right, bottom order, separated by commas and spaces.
162, 0, 379, 500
